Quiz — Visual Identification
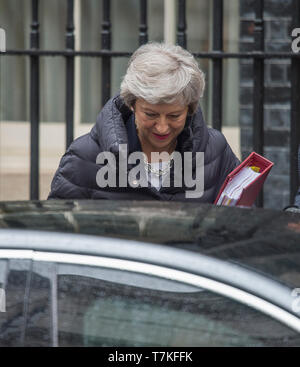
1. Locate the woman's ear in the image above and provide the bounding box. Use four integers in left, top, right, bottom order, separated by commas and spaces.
130, 100, 136, 112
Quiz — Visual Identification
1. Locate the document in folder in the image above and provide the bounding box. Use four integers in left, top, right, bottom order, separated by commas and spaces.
214, 152, 274, 207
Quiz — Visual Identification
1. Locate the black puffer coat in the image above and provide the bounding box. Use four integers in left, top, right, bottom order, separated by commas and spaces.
48, 94, 240, 202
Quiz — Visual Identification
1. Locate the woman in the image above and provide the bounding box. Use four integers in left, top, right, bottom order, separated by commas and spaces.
48, 42, 239, 202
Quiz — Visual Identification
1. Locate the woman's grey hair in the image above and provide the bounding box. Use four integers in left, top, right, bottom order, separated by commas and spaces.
120, 42, 205, 115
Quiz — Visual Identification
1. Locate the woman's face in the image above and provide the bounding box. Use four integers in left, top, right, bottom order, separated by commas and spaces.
133, 98, 188, 154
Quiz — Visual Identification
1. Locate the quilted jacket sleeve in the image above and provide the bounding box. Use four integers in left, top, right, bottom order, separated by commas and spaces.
47, 132, 101, 200
47, 151, 92, 199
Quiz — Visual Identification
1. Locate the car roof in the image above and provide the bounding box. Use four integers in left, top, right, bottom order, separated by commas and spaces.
0, 199, 300, 287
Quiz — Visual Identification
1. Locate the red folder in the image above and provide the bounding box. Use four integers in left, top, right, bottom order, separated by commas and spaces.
214, 152, 274, 207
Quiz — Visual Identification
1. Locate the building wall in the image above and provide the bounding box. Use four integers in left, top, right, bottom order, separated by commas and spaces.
239, 0, 293, 209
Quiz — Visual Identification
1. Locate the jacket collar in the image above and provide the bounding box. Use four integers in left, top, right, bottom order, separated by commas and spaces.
126, 114, 142, 153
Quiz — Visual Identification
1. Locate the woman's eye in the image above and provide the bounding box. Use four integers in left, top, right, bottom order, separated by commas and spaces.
145, 113, 157, 118
169, 115, 180, 119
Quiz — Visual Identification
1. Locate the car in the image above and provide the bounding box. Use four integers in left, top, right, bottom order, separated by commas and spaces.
0, 227, 299, 347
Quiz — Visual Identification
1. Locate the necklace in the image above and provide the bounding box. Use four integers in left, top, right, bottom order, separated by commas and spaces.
143, 153, 174, 177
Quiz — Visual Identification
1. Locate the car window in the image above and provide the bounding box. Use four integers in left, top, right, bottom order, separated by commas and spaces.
57, 263, 200, 293
22, 261, 56, 347
238, 253, 300, 288
0, 259, 32, 347
21, 261, 300, 347
57, 274, 300, 347
1, 259, 300, 347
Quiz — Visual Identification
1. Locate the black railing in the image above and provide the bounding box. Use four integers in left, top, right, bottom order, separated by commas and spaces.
291, 0, 300, 205
177, 0, 187, 48
253, 0, 265, 207
65, 0, 75, 149
1, 0, 300, 206
139, 0, 148, 46
212, 0, 223, 133
29, 0, 40, 201
101, 0, 111, 107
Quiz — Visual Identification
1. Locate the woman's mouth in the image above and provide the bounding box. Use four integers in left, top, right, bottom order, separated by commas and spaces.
153, 133, 170, 140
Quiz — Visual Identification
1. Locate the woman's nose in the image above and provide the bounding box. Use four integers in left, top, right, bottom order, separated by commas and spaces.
155, 116, 169, 134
